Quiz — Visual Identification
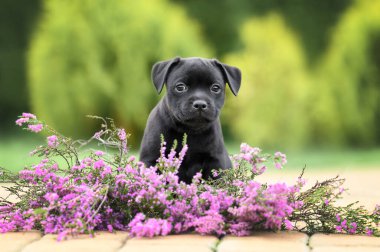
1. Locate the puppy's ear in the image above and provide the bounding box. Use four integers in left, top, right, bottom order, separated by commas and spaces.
214, 60, 241, 96
151, 57, 181, 94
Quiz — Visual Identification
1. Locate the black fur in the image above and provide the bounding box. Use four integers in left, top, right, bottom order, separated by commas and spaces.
139, 57, 241, 183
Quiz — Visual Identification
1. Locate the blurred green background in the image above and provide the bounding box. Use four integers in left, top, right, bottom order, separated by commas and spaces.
1, 0, 380, 171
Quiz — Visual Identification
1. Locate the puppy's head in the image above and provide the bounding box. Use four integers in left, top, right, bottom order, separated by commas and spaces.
151, 57, 241, 128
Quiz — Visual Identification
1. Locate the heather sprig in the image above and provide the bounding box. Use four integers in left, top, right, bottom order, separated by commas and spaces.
1, 113, 380, 240
290, 174, 380, 236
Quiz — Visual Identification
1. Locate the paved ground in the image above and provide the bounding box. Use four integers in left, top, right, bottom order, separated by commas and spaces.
1, 168, 380, 251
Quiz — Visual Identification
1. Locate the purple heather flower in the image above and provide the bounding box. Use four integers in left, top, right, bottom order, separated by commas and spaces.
94, 150, 104, 156
294, 201, 304, 209
240, 143, 250, 153
15, 117, 29, 126
21, 113, 37, 119
341, 219, 347, 229
192, 172, 202, 184
193, 211, 225, 235
93, 159, 105, 169
274, 151, 287, 169
28, 124, 43, 133
101, 166, 112, 177
44, 192, 59, 203
117, 129, 127, 141
284, 219, 293, 230
160, 220, 172, 236
349, 222, 357, 234
296, 177, 307, 187
211, 169, 219, 177
2, 115, 312, 239
128, 156, 136, 162
335, 225, 343, 232
47, 135, 59, 148
57, 230, 69, 241
365, 227, 373, 236
93, 130, 104, 139
107, 224, 113, 232
252, 165, 266, 175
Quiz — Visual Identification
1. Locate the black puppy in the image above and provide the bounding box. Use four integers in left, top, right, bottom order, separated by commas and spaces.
139, 57, 241, 183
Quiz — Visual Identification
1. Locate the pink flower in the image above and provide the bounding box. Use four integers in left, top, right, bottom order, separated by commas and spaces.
28, 124, 43, 133
240, 143, 250, 153
284, 219, 293, 230
335, 225, 342, 232
242, 153, 251, 161
107, 224, 113, 232
212, 170, 219, 177
15, 117, 29, 126
193, 211, 225, 235
118, 129, 127, 141
274, 162, 282, 169
366, 227, 373, 236
294, 201, 304, 209
192, 172, 202, 184
297, 177, 307, 187
101, 166, 112, 177
349, 222, 357, 234
5, 117, 318, 239
95, 150, 104, 156
21, 113, 36, 119
252, 165, 266, 175
274, 151, 287, 169
341, 219, 347, 229
93, 130, 104, 139
57, 231, 68, 241
47, 135, 58, 148
44, 192, 59, 203
240, 143, 261, 155
160, 220, 172, 236
93, 159, 105, 169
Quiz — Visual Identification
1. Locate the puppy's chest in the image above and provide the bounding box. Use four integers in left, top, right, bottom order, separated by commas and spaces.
165, 130, 215, 154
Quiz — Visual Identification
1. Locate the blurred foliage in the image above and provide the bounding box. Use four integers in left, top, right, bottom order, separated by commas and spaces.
224, 14, 310, 149
0, 0, 41, 130
1, 0, 380, 150
311, 0, 380, 147
172, 0, 351, 62
224, 0, 380, 149
28, 0, 211, 144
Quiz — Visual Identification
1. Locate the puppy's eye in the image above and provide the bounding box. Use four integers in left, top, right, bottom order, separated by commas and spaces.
210, 84, 222, 93
175, 83, 188, 93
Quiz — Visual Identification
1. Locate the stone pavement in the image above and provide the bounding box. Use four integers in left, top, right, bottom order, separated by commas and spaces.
1, 168, 380, 252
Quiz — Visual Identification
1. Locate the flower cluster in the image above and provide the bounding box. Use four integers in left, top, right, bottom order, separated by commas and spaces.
15, 113, 43, 133
335, 215, 357, 234
1, 113, 380, 240
231, 143, 268, 176
47, 135, 59, 148
274, 151, 287, 170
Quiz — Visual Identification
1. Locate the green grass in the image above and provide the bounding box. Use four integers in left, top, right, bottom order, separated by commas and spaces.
225, 142, 380, 171
0, 132, 140, 173
1, 134, 380, 173
0, 132, 44, 172
283, 148, 380, 170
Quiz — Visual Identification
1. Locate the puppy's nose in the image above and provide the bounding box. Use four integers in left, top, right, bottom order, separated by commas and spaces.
193, 100, 208, 111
